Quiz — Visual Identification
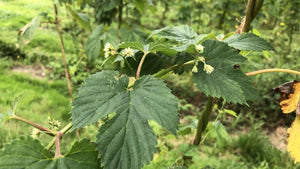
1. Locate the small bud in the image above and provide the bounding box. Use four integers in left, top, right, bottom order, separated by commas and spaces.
199, 56, 205, 63
31, 128, 40, 138
203, 64, 214, 74
104, 43, 114, 52
196, 44, 204, 53
192, 65, 198, 73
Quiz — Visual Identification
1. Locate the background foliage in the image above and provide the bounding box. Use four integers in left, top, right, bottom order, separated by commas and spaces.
0, 0, 299, 168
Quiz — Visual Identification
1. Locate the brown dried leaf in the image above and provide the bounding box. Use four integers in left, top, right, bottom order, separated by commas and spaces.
274, 80, 300, 114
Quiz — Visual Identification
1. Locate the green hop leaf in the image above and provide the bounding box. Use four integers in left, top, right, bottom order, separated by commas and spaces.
18, 15, 41, 48
119, 42, 145, 52
84, 26, 119, 61
71, 70, 179, 169
193, 40, 259, 104
84, 25, 103, 61
223, 33, 275, 51
0, 136, 100, 169
12, 91, 35, 115
148, 25, 199, 44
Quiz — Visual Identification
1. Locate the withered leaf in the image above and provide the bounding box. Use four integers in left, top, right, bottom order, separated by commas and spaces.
287, 115, 300, 163
274, 80, 300, 114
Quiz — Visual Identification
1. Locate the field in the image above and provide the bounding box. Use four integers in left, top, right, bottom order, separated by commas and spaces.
0, 0, 300, 168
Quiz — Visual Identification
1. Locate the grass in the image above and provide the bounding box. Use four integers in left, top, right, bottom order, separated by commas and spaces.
0, 58, 99, 152
0, 0, 75, 55
0, 61, 70, 147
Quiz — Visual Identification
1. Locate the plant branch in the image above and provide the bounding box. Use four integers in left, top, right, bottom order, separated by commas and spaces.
193, 97, 215, 145
46, 122, 73, 150
54, 131, 63, 158
236, 0, 264, 33
53, 4, 80, 140
154, 60, 195, 78
246, 68, 300, 76
12, 115, 56, 136
53, 4, 73, 103
136, 52, 149, 78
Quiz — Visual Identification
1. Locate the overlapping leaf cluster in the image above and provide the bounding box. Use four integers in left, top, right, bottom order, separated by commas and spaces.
71, 71, 179, 169
0, 137, 100, 169
150, 25, 274, 104
0, 25, 275, 169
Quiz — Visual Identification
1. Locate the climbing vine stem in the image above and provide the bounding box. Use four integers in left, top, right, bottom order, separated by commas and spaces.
11, 115, 56, 136
46, 122, 73, 150
193, 97, 215, 145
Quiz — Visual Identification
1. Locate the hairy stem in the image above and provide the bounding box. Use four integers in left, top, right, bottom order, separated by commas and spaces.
54, 131, 63, 158
154, 60, 195, 78
136, 52, 149, 78
46, 122, 73, 150
246, 68, 300, 76
54, 4, 80, 140
12, 115, 56, 136
53, 4, 73, 103
193, 97, 215, 145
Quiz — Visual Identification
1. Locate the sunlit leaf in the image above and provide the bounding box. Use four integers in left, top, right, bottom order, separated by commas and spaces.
193, 39, 259, 104
0, 114, 3, 128
84, 25, 103, 61
18, 15, 41, 48
66, 5, 91, 33
214, 121, 229, 147
119, 42, 145, 52
223, 33, 275, 51
148, 25, 199, 44
120, 27, 140, 42
12, 91, 35, 115
0, 137, 100, 169
71, 70, 179, 169
223, 109, 237, 117
148, 42, 177, 56
133, 0, 146, 13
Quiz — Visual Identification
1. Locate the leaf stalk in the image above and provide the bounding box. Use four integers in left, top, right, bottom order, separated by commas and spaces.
154, 60, 195, 78
46, 122, 73, 150
54, 131, 63, 158
136, 52, 149, 78
246, 68, 300, 76
11, 115, 56, 136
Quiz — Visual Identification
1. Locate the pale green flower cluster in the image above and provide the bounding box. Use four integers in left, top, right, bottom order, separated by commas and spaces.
122, 47, 134, 57
48, 116, 61, 130
192, 56, 214, 74
104, 43, 117, 58
196, 44, 204, 53
31, 128, 40, 138
203, 64, 214, 74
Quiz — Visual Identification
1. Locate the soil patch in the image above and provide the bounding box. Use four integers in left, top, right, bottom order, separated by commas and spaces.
10, 65, 48, 80
268, 126, 287, 151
